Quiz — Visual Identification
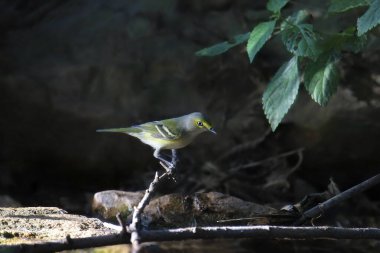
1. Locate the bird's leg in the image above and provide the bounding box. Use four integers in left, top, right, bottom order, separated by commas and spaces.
153, 149, 174, 171
171, 149, 178, 168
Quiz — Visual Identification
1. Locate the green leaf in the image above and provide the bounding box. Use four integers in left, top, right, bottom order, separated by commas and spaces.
357, 0, 380, 36
196, 33, 250, 57
281, 21, 320, 59
304, 55, 340, 106
267, 0, 289, 13
322, 27, 368, 53
263, 56, 300, 131
328, 0, 370, 13
247, 21, 276, 63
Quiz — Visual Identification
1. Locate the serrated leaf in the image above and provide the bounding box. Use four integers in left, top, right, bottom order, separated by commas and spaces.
247, 21, 276, 63
196, 33, 250, 57
267, 0, 289, 13
304, 55, 340, 106
263, 57, 300, 131
357, 0, 380, 36
328, 0, 370, 13
281, 21, 320, 59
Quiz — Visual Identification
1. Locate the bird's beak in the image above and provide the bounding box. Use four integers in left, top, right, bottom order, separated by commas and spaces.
209, 127, 217, 134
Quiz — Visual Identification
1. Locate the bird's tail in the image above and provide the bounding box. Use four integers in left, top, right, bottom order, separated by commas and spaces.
96, 127, 141, 134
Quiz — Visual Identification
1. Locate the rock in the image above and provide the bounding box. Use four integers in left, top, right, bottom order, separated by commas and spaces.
92, 190, 145, 219
145, 192, 292, 228
0, 207, 117, 245
92, 190, 294, 227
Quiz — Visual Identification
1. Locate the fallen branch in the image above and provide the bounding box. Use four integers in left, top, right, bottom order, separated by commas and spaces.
294, 173, 380, 225
5, 225, 380, 253
4, 172, 380, 253
140, 225, 380, 241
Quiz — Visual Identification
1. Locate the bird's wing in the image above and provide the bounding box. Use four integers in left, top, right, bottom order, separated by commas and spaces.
97, 119, 183, 140
138, 119, 183, 140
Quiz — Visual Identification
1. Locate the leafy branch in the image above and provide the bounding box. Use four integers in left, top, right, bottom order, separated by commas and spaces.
196, 0, 380, 131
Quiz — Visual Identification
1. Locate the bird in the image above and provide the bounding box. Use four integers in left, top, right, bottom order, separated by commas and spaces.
97, 112, 216, 170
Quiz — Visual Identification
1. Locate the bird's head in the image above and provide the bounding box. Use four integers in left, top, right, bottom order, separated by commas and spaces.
185, 112, 216, 135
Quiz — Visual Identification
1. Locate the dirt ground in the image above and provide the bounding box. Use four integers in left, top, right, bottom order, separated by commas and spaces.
0, 207, 117, 245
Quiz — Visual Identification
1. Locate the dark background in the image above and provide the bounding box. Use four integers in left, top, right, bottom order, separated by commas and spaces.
1, 0, 380, 215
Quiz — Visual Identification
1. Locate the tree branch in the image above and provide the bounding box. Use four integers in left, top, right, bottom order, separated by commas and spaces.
294, 173, 380, 225
129, 151, 178, 252
129, 171, 160, 251
140, 225, 380, 241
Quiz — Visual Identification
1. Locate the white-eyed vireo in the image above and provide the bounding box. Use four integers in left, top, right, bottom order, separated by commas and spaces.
97, 112, 216, 169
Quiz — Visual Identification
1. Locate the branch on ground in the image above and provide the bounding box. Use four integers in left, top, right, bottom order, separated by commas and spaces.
294, 173, 380, 225
6, 225, 380, 253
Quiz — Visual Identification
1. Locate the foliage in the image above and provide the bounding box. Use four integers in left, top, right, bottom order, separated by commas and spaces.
247, 21, 276, 62
304, 54, 339, 106
357, 0, 380, 35
263, 56, 300, 130
196, 0, 380, 131
196, 33, 250, 57
328, 0, 370, 13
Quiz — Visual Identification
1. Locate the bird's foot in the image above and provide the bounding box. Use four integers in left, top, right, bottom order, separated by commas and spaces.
159, 161, 176, 182
154, 149, 177, 180
159, 160, 175, 172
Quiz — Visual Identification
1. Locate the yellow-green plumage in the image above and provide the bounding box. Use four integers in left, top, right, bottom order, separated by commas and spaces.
97, 112, 216, 151
97, 112, 215, 169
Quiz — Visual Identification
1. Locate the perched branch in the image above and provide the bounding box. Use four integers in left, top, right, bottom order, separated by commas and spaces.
6, 225, 380, 253
294, 173, 380, 225
129, 150, 178, 252
129, 171, 159, 252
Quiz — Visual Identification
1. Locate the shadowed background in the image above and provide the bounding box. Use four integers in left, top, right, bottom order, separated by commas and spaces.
1, 0, 380, 213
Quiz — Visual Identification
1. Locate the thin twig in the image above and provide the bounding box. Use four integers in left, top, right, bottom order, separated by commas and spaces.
129, 171, 160, 252
5, 225, 380, 253
230, 148, 304, 173
294, 174, 380, 225
216, 214, 298, 223
216, 129, 271, 162
206, 148, 304, 191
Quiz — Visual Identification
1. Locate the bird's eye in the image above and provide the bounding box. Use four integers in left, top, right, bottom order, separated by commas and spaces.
197, 121, 203, 126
